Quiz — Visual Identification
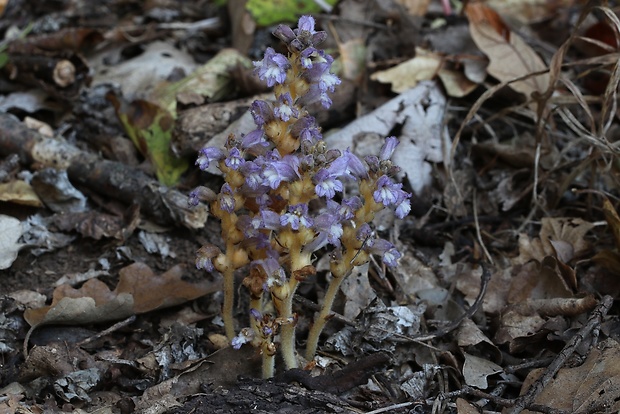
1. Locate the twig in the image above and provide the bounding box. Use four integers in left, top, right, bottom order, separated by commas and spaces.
472, 190, 494, 264
506, 295, 614, 414
294, 295, 357, 327
364, 401, 416, 414
77, 315, 136, 347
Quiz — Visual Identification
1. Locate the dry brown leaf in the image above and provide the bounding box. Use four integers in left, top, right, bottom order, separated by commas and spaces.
521, 338, 620, 414
515, 217, 594, 264
370, 48, 478, 97
0, 180, 43, 207
465, 2, 550, 99
24, 263, 220, 327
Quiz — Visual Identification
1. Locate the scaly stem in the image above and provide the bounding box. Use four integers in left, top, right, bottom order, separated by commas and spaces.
222, 266, 235, 340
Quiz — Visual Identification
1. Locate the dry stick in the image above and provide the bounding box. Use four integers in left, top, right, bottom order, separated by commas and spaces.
505, 295, 613, 414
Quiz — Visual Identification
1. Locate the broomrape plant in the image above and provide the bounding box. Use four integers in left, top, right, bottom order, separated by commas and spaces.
190, 15, 411, 378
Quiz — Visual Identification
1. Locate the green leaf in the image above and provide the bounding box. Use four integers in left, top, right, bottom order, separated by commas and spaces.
109, 96, 188, 187
246, 0, 339, 27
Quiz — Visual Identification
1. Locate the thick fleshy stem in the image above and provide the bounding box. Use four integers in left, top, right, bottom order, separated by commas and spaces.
222, 267, 236, 340
262, 342, 276, 378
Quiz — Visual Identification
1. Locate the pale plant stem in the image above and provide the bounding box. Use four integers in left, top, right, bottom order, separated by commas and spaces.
279, 277, 299, 369
262, 343, 275, 378
222, 266, 235, 340
305, 273, 345, 360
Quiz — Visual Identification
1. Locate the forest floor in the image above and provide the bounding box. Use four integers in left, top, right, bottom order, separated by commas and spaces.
1, 1, 620, 413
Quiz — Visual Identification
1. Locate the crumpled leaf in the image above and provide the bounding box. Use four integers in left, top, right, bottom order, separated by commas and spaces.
0, 214, 24, 270
371, 47, 478, 97
462, 352, 502, 389
0, 180, 43, 207
465, 2, 550, 99
520, 338, 620, 414
31, 168, 87, 213
24, 263, 220, 327
326, 81, 451, 195
246, 0, 338, 26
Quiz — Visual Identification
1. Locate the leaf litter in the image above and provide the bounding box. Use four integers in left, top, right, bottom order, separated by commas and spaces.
1, 1, 620, 413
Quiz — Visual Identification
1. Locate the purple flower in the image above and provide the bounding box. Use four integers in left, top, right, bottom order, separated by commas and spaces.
196, 244, 221, 272
280, 203, 314, 230
297, 15, 316, 33
300, 47, 317, 69
373, 175, 403, 206
240, 161, 264, 190
273, 24, 296, 44
356, 223, 373, 241
262, 155, 300, 189
232, 327, 255, 349
254, 47, 290, 87
291, 116, 321, 143
196, 147, 225, 170
225, 147, 245, 170
380, 136, 400, 160
366, 239, 401, 267
273, 92, 299, 122
313, 212, 343, 246
188, 186, 217, 206
395, 197, 411, 219
313, 168, 343, 199
218, 183, 236, 213
252, 209, 281, 231
259, 256, 287, 288
241, 129, 268, 152
250, 100, 274, 126
330, 197, 362, 220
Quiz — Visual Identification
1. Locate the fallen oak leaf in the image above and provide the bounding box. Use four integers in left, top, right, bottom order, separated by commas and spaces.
24, 263, 221, 327
465, 2, 550, 100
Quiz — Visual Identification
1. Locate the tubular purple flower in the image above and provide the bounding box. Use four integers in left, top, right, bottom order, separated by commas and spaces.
260, 256, 287, 288
299, 47, 316, 69
395, 197, 411, 219
273, 24, 296, 44
373, 175, 403, 206
196, 244, 221, 272
250, 100, 274, 127
188, 186, 216, 206
365, 238, 401, 267
273, 92, 299, 122
254, 47, 290, 87
356, 223, 373, 241
297, 15, 316, 34
240, 161, 264, 190
342, 149, 369, 180
333, 197, 362, 220
218, 183, 236, 213
291, 116, 321, 143
280, 203, 314, 230
232, 328, 255, 349
252, 209, 281, 231
314, 168, 343, 199
241, 129, 268, 152
380, 136, 400, 160
313, 212, 343, 246
225, 147, 245, 170
196, 147, 225, 170
262, 155, 300, 189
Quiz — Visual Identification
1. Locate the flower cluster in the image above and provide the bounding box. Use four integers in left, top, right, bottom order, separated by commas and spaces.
192, 16, 411, 378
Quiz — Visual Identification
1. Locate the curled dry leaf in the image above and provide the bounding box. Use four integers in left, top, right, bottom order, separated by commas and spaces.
371, 47, 478, 97
24, 263, 220, 327
465, 2, 550, 99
